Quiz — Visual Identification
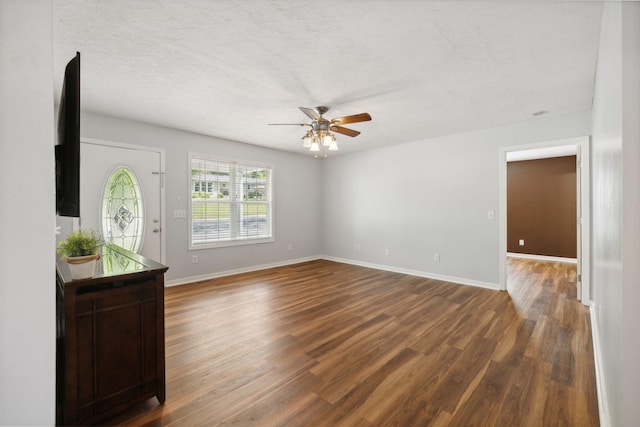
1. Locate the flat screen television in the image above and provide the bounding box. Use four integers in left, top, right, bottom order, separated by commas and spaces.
55, 52, 81, 217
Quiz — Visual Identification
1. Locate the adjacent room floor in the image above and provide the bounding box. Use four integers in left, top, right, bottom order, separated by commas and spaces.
105, 258, 599, 426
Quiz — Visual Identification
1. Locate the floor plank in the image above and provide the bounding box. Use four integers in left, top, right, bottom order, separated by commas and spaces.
102, 258, 599, 426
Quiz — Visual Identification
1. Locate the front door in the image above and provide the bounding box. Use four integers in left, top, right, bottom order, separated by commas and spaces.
80, 141, 163, 262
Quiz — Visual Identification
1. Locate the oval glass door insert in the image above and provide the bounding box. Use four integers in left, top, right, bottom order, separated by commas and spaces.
101, 166, 144, 253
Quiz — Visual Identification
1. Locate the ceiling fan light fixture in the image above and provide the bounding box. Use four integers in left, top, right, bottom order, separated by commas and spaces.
269, 106, 371, 157
302, 132, 312, 148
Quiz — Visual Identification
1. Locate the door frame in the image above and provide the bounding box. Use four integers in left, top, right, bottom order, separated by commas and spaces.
78, 137, 167, 264
498, 136, 591, 304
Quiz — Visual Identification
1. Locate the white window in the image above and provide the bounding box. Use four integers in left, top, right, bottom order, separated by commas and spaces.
189, 153, 273, 249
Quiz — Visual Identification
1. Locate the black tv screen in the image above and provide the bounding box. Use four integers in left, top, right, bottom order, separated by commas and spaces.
56, 52, 80, 217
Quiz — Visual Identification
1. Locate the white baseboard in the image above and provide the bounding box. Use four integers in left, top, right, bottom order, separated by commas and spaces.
507, 252, 577, 264
167, 255, 500, 291
165, 256, 320, 287
590, 304, 611, 427
322, 256, 500, 291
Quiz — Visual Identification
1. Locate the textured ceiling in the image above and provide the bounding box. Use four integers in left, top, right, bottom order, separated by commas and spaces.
54, 0, 603, 156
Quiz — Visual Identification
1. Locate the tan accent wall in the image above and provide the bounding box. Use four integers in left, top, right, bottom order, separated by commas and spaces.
507, 155, 577, 258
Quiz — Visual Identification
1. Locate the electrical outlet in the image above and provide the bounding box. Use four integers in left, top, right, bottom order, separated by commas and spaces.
519, 239, 525, 246
385, 248, 390, 256
434, 253, 440, 262
192, 255, 198, 264
354, 244, 362, 252
287, 243, 293, 251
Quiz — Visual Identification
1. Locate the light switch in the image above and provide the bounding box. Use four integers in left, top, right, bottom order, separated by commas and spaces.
174, 209, 187, 218
487, 210, 495, 220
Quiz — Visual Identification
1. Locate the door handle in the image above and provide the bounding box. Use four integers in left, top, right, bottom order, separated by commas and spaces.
153, 228, 160, 233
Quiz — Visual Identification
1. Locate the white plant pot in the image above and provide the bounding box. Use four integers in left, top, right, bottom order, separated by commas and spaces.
66, 254, 100, 280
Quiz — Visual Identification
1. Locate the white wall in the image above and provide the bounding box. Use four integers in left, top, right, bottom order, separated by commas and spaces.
591, 2, 640, 426
620, 5, 640, 426
322, 111, 591, 287
0, 1, 56, 425
80, 112, 323, 283
591, 4, 622, 423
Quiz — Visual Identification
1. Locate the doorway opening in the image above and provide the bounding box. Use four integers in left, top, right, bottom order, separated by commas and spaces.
499, 136, 590, 304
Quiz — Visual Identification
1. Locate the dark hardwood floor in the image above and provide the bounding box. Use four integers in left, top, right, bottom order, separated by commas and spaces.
105, 258, 599, 426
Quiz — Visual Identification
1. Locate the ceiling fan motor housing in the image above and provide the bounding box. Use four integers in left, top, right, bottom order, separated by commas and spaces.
315, 120, 330, 132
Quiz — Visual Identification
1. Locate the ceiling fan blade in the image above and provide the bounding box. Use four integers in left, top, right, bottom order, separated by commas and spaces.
331, 112, 372, 125
299, 107, 320, 121
330, 125, 361, 137
268, 123, 310, 126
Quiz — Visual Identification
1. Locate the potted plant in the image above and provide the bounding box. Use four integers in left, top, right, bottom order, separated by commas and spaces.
57, 229, 104, 279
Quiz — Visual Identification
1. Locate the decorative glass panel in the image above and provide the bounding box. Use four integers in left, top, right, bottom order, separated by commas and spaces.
101, 167, 144, 253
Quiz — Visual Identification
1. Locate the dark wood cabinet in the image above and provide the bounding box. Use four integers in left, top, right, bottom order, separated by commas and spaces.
56, 244, 168, 426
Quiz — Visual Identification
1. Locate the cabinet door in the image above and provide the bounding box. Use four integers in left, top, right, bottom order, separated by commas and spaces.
74, 279, 158, 423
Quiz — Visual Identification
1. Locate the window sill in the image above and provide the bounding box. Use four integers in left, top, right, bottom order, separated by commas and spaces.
189, 237, 274, 250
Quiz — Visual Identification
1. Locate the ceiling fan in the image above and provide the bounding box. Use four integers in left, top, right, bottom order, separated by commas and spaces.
269, 106, 372, 154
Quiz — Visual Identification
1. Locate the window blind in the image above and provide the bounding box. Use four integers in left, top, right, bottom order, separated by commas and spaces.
190, 153, 272, 248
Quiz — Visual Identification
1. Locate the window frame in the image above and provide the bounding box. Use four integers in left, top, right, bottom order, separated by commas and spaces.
188, 152, 274, 250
